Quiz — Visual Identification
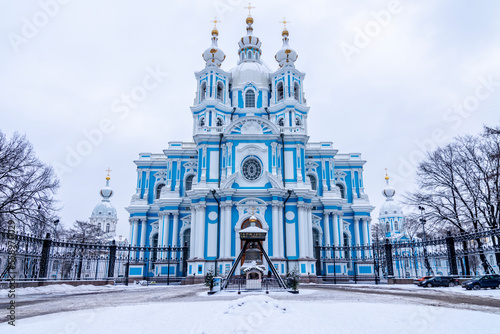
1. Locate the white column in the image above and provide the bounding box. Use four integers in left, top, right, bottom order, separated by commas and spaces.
324, 211, 331, 258
354, 217, 361, 259
338, 212, 344, 259
278, 203, 284, 258
333, 212, 339, 258
272, 202, 280, 258
363, 218, 371, 257
140, 219, 147, 260
190, 206, 197, 259
219, 204, 226, 259
307, 206, 314, 257
224, 201, 232, 258
172, 212, 179, 248
129, 219, 133, 245
298, 203, 306, 258
196, 203, 206, 259
158, 213, 165, 260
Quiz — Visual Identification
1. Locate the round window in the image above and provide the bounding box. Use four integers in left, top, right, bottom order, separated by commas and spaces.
242, 158, 262, 181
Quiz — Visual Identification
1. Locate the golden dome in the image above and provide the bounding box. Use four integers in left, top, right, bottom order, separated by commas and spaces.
249, 214, 257, 223
211, 28, 219, 36
246, 16, 254, 25
282, 29, 289, 37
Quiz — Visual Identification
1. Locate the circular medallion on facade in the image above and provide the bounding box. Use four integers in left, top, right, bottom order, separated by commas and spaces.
241, 158, 262, 181
208, 211, 218, 221
285, 211, 295, 220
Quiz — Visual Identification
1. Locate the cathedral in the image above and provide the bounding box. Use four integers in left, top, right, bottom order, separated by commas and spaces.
125, 13, 375, 280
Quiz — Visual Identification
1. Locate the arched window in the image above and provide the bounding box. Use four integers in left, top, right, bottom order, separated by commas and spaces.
294, 82, 300, 100
185, 175, 194, 195
313, 229, 320, 246
247, 50, 253, 59
337, 184, 345, 199
343, 233, 350, 259
295, 117, 301, 126
183, 229, 191, 258
200, 82, 206, 102
106, 223, 110, 233
217, 82, 224, 101
52, 260, 59, 271
394, 221, 399, 231
278, 117, 285, 127
216, 117, 223, 127
277, 82, 284, 101
386, 221, 390, 232
156, 183, 165, 199
151, 233, 158, 263
245, 90, 256, 108
97, 223, 101, 230
199, 117, 205, 127
308, 175, 317, 191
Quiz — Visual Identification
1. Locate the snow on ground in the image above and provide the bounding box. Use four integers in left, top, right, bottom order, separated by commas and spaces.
333, 283, 500, 300
2, 293, 500, 334
0, 282, 167, 297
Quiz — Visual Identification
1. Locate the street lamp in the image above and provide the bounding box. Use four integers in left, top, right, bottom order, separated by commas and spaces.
53, 219, 60, 239
418, 206, 433, 276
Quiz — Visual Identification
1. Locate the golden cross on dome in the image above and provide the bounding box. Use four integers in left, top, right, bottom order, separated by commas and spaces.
385, 168, 389, 180
106, 167, 112, 177
244, 2, 255, 16
280, 17, 290, 29
211, 17, 221, 29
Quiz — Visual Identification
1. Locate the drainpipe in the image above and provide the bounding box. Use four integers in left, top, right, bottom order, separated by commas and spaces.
211, 189, 221, 276
283, 189, 292, 274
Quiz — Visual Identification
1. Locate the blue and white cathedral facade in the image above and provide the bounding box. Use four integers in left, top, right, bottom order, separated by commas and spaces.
126, 14, 375, 279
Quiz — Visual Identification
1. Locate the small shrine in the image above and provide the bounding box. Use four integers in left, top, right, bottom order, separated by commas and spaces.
222, 211, 286, 290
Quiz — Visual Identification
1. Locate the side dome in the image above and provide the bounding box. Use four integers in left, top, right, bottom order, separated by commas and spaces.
202, 29, 226, 67
92, 201, 117, 219
275, 29, 298, 67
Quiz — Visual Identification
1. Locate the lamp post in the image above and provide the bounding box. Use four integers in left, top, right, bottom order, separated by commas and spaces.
418, 206, 433, 276
211, 189, 221, 277
53, 219, 60, 239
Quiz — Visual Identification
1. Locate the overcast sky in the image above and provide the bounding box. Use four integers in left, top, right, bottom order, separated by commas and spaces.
1, 0, 500, 238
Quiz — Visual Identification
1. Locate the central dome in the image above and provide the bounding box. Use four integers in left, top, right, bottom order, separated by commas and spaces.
231, 62, 270, 88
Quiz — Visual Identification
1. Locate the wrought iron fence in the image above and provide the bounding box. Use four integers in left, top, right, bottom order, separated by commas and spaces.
315, 228, 500, 283
1, 227, 499, 285
0, 230, 188, 284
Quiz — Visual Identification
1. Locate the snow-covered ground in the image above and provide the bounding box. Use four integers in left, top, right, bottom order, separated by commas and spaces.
0, 282, 162, 297
2, 293, 500, 334
332, 283, 500, 300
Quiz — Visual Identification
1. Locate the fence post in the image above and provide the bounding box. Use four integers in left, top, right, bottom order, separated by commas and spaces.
446, 231, 458, 276
182, 243, 188, 277
384, 239, 394, 278
38, 233, 52, 279
108, 240, 117, 278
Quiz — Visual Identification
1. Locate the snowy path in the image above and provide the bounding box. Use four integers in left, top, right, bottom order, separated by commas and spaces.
2, 283, 500, 333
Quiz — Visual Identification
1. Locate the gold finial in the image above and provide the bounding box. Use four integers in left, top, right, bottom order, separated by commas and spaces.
106, 167, 112, 181
280, 17, 290, 36
210, 17, 220, 35
244, 2, 255, 16
385, 168, 389, 181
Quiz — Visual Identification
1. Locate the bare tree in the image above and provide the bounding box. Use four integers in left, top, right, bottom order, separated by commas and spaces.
406, 124, 500, 274
0, 131, 59, 236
